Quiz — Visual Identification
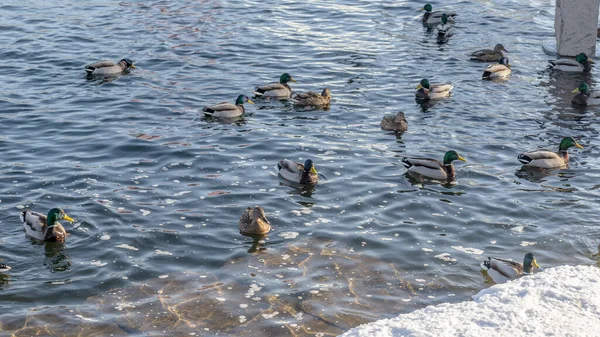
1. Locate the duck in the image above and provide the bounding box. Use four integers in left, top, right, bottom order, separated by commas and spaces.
480, 253, 540, 284
0, 263, 10, 272
435, 14, 453, 37
518, 137, 584, 169
85, 58, 135, 75
548, 52, 594, 72
238, 207, 271, 235
482, 57, 511, 79
292, 88, 331, 107
421, 4, 456, 25
380, 111, 408, 132
571, 82, 600, 106
253, 73, 297, 99
20, 208, 75, 242
277, 159, 318, 184
401, 150, 466, 181
470, 44, 509, 62
202, 95, 254, 118
415, 79, 453, 100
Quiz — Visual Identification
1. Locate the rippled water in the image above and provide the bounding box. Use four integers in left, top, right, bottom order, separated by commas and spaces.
1, 0, 599, 336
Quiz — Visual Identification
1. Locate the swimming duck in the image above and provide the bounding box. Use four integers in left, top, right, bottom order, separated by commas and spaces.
548, 53, 594, 72
415, 79, 453, 100
238, 207, 271, 235
481, 253, 540, 284
254, 73, 297, 99
482, 57, 511, 79
20, 208, 75, 242
421, 4, 456, 25
380, 111, 408, 132
518, 137, 583, 168
85, 58, 135, 75
470, 44, 509, 62
435, 14, 453, 37
292, 88, 331, 107
277, 159, 318, 184
571, 83, 600, 106
0, 264, 10, 272
202, 95, 254, 118
401, 150, 466, 180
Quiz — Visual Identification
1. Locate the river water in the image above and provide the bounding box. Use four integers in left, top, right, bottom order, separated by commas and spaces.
1, 0, 599, 336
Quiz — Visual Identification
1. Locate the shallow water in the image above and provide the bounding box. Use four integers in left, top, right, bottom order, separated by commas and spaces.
0, 0, 599, 336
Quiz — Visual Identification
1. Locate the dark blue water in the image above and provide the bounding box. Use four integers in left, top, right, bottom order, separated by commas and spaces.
1, 0, 599, 336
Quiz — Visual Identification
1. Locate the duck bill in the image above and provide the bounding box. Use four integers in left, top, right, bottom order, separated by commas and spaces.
575, 142, 584, 149
571, 88, 581, 93
63, 214, 75, 223
588, 59, 595, 63
310, 167, 318, 175
533, 259, 540, 268
458, 156, 467, 162
247, 99, 255, 104
419, 7, 425, 11
290, 78, 297, 83
416, 84, 423, 89
130, 65, 136, 68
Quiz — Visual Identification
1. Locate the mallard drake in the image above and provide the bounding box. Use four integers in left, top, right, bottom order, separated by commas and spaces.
548, 52, 594, 72
277, 159, 318, 184
421, 4, 456, 25
435, 14, 453, 37
20, 208, 75, 242
518, 137, 583, 169
401, 150, 466, 180
470, 44, 509, 62
292, 88, 331, 107
415, 79, 453, 100
381, 111, 408, 132
202, 95, 254, 118
571, 83, 600, 106
238, 207, 271, 235
254, 73, 296, 99
482, 57, 511, 79
85, 58, 135, 75
481, 253, 540, 284
0, 264, 10, 272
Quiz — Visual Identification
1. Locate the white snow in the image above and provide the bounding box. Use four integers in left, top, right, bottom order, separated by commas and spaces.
340, 265, 600, 337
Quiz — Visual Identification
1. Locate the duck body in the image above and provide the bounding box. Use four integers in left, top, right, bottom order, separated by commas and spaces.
401, 150, 466, 181
480, 253, 540, 284
470, 44, 508, 62
548, 53, 594, 72
421, 4, 456, 25
203, 95, 254, 118
381, 111, 408, 132
435, 14, 453, 37
482, 57, 511, 79
518, 137, 583, 169
277, 159, 318, 184
415, 79, 453, 100
20, 208, 74, 242
254, 73, 296, 99
239, 207, 271, 235
571, 83, 600, 106
292, 88, 331, 107
85, 58, 135, 75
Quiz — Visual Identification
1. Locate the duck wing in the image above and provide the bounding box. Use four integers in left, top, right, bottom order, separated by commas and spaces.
85, 60, 117, 73
254, 82, 286, 95
401, 157, 443, 170
517, 149, 560, 164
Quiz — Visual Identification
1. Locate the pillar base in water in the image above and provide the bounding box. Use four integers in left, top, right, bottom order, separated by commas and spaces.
554, 0, 599, 57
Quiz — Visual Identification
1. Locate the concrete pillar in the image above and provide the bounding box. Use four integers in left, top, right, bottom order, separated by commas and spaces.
554, 0, 600, 56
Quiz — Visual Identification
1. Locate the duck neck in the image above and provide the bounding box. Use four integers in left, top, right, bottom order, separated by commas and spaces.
444, 163, 456, 179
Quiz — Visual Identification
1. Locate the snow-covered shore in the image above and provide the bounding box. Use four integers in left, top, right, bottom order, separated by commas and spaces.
340, 265, 600, 337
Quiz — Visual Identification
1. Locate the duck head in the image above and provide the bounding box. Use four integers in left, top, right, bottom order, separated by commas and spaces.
523, 252, 540, 274
558, 137, 584, 151
236, 95, 254, 105
443, 150, 466, 166
303, 159, 318, 175
280, 73, 297, 84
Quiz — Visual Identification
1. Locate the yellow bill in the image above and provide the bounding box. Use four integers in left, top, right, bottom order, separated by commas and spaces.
572, 88, 580, 93
247, 99, 255, 104
575, 142, 584, 149
63, 214, 75, 222
458, 156, 467, 162
310, 166, 317, 175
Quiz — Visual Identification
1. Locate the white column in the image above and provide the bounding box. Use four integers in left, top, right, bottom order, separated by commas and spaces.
554, 0, 600, 56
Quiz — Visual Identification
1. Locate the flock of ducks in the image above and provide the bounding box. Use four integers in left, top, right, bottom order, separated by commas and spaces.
4, 4, 595, 286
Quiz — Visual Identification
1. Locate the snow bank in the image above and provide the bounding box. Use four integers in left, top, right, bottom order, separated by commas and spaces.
340, 265, 600, 337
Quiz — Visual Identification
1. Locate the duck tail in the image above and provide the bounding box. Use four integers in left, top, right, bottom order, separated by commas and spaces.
19, 211, 27, 222
84, 66, 95, 74
400, 157, 412, 169
517, 154, 532, 165
480, 257, 492, 270
482, 71, 492, 79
